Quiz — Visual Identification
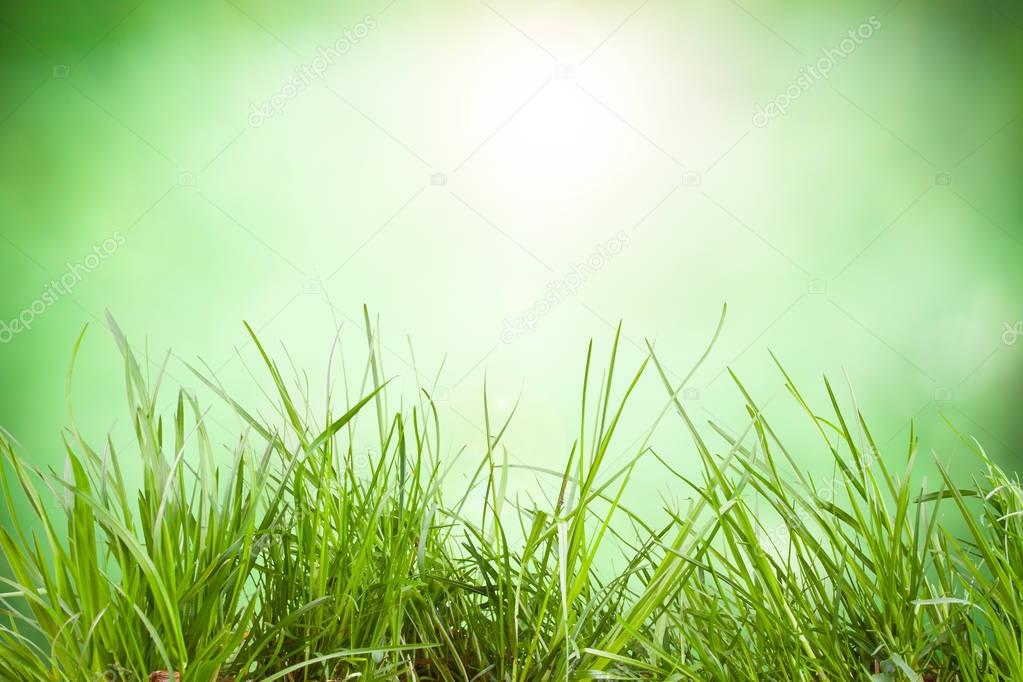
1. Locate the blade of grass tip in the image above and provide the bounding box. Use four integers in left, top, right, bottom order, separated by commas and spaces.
64, 324, 90, 436
584, 355, 648, 494
596, 323, 622, 453
406, 338, 434, 460
148, 348, 173, 415
680, 303, 727, 390
614, 304, 727, 500
362, 305, 388, 450
306, 382, 389, 453
374, 312, 391, 425
152, 407, 209, 533
592, 346, 763, 671
823, 377, 881, 495
243, 321, 310, 450
397, 414, 407, 521
644, 340, 710, 456
324, 323, 344, 410
557, 502, 571, 671
622, 305, 727, 471
496, 445, 509, 528
185, 360, 276, 446
104, 312, 148, 408
579, 340, 593, 489
57, 480, 187, 660
766, 356, 867, 499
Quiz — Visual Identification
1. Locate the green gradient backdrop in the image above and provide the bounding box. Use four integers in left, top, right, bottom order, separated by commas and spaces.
1, 0, 1021, 525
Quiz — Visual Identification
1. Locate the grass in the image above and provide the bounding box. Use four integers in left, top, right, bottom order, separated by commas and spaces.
0, 308, 1020, 681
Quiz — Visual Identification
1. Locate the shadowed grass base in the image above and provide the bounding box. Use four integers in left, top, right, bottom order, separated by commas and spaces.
1, 310, 1020, 681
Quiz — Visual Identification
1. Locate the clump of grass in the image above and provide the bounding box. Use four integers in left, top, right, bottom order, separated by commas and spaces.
0, 309, 1019, 681
0, 321, 290, 681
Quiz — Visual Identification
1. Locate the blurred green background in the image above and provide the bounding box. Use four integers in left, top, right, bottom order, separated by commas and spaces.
1, 0, 1021, 525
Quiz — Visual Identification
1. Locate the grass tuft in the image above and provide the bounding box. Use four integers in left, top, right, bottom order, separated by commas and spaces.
0, 312, 1020, 681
